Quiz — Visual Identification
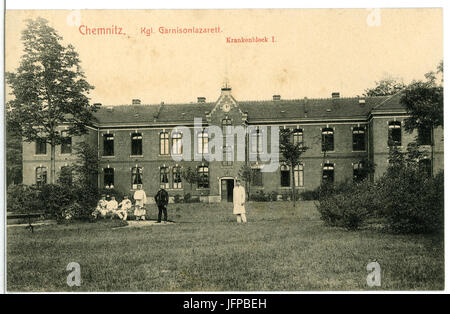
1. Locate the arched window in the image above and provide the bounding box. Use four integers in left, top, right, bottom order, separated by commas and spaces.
198, 165, 209, 189
352, 127, 365, 151
322, 163, 334, 184
104, 168, 114, 188
160, 166, 169, 189
131, 133, 143, 156
103, 134, 114, 156
293, 129, 303, 146
173, 166, 182, 189
197, 129, 208, 155
36, 166, 47, 186
321, 128, 334, 152
160, 132, 169, 155
171, 131, 182, 155
280, 164, 290, 187
131, 166, 143, 189
294, 164, 304, 187
388, 121, 402, 146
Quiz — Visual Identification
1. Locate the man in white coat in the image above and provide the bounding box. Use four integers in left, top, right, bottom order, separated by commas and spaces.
233, 179, 247, 223
133, 185, 147, 220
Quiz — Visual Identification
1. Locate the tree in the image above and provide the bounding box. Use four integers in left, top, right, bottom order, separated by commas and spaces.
279, 128, 309, 207
181, 166, 200, 195
6, 115, 23, 185
401, 61, 443, 175
238, 164, 253, 200
364, 77, 406, 97
6, 17, 97, 184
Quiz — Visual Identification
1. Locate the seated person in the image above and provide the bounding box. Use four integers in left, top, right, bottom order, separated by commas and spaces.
106, 196, 119, 218
116, 196, 132, 221
92, 195, 108, 219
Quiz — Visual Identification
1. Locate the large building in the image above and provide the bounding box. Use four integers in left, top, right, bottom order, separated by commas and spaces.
22, 86, 444, 202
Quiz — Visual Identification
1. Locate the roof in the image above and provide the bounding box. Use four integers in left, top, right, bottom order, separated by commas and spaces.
93, 94, 405, 126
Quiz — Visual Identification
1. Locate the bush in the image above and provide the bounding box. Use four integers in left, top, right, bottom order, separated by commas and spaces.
39, 184, 75, 218
250, 190, 268, 202
7, 184, 41, 213
183, 193, 191, 203
269, 191, 278, 202
173, 194, 182, 203
316, 180, 376, 230
378, 168, 444, 234
300, 188, 320, 201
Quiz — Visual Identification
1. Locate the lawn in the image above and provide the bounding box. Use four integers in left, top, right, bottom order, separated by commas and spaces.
7, 201, 444, 291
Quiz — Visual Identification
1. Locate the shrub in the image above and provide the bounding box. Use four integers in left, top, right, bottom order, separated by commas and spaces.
183, 193, 191, 203
7, 184, 41, 213
269, 191, 278, 202
173, 194, 182, 203
378, 168, 444, 234
316, 180, 376, 230
300, 188, 320, 201
250, 190, 268, 202
39, 184, 75, 218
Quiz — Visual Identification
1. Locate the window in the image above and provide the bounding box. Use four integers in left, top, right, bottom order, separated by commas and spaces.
419, 159, 432, 177
160, 132, 169, 155
131, 166, 143, 189
251, 128, 263, 153
222, 146, 233, 166
59, 166, 72, 186
251, 168, 263, 186
197, 129, 209, 155
61, 131, 72, 154
103, 134, 114, 156
198, 165, 209, 188
171, 132, 182, 155
131, 133, 143, 156
353, 162, 366, 182
418, 126, 432, 146
280, 165, 290, 187
294, 164, 304, 187
322, 128, 334, 152
35, 139, 47, 155
293, 129, 303, 146
36, 166, 47, 186
222, 118, 232, 136
322, 163, 334, 184
104, 168, 114, 188
173, 166, 182, 189
352, 127, 366, 151
160, 166, 169, 189
388, 121, 402, 146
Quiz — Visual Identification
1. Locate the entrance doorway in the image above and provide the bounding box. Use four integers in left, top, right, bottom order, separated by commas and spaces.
221, 179, 234, 202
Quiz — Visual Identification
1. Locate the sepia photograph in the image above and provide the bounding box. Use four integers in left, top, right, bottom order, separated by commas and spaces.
3, 2, 445, 296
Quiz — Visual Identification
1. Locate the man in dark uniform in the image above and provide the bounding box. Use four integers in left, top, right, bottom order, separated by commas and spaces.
154, 187, 169, 223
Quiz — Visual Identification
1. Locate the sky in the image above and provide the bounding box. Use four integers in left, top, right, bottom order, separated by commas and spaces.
5, 8, 443, 106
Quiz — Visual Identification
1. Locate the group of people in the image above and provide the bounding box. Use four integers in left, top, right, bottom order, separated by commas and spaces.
91, 180, 247, 224
92, 185, 169, 223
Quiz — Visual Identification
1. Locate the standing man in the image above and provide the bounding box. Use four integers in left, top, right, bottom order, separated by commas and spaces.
154, 186, 169, 223
233, 179, 247, 223
133, 185, 147, 220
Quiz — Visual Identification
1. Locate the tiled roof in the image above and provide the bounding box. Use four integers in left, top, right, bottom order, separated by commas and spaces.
93, 94, 405, 126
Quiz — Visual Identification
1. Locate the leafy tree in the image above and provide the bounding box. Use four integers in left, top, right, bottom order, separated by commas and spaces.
6, 120, 23, 185
279, 128, 309, 207
5, 17, 97, 184
238, 164, 253, 200
364, 77, 406, 97
181, 166, 200, 195
401, 61, 443, 174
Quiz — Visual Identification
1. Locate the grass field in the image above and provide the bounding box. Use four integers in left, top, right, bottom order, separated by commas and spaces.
7, 201, 444, 291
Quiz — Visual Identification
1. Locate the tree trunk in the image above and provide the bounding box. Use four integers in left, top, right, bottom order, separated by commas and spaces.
291, 166, 296, 207
50, 141, 56, 184
431, 127, 435, 176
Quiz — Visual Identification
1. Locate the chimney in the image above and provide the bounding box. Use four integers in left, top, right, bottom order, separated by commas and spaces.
106, 106, 113, 112
331, 92, 340, 99
132, 99, 141, 105
358, 97, 366, 104
197, 97, 206, 103
273, 95, 281, 101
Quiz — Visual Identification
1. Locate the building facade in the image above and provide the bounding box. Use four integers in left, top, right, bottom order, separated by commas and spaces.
22, 86, 444, 202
